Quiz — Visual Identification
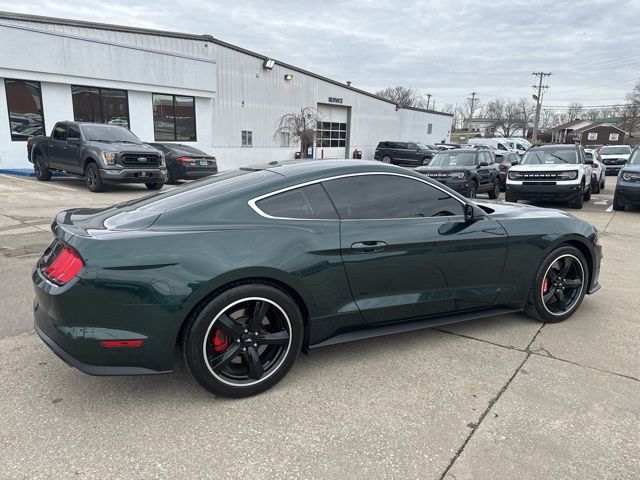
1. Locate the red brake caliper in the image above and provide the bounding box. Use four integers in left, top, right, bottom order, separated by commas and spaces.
211, 329, 230, 352
542, 277, 550, 295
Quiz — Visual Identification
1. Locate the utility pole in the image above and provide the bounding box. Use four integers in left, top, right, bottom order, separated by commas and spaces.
426, 93, 432, 110
531, 72, 551, 143
466, 92, 477, 130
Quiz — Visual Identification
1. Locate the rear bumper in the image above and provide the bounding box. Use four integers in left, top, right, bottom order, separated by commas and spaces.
169, 164, 218, 180
506, 183, 582, 202
99, 168, 167, 184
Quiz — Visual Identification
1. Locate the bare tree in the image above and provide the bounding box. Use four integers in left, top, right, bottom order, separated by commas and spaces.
585, 108, 602, 120
485, 98, 521, 137
567, 102, 584, 121
516, 97, 535, 138
621, 79, 640, 135
375, 86, 427, 108
274, 107, 320, 158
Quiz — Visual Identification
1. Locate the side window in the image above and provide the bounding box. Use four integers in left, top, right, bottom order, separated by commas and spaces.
67, 126, 80, 139
397, 142, 408, 150
256, 184, 338, 219
52, 124, 67, 140
407, 143, 418, 150
497, 143, 508, 151
323, 175, 464, 219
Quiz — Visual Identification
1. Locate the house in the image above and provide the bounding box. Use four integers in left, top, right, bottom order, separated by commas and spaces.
466, 118, 525, 137
549, 119, 592, 143
571, 123, 628, 146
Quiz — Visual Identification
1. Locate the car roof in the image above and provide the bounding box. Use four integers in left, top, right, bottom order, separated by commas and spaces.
243, 159, 410, 178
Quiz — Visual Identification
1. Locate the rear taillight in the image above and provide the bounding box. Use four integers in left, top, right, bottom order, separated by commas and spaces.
592, 163, 598, 168
43, 244, 83, 284
175, 156, 193, 163
499, 164, 508, 171
27, 138, 33, 151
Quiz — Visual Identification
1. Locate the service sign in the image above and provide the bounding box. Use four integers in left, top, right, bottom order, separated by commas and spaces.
328, 97, 343, 104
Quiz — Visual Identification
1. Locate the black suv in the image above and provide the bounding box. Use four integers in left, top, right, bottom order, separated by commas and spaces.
415, 149, 501, 198
374, 141, 437, 166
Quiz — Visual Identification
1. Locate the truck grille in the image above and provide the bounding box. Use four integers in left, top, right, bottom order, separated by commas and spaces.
518, 172, 562, 180
120, 154, 161, 167
603, 158, 625, 165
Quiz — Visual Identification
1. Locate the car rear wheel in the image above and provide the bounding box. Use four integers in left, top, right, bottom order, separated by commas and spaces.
182, 284, 303, 397
381, 155, 392, 164
488, 179, 500, 199
85, 162, 105, 192
33, 154, 52, 181
145, 182, 163, 190
525, 246, 588, 323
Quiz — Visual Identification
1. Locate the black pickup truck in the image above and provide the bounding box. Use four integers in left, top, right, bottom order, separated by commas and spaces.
27, 122, 167, 192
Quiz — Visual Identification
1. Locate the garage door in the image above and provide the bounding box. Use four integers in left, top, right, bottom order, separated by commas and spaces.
316, 104, 349, 159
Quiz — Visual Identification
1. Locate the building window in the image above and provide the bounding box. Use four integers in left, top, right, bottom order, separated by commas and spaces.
242, 130, 253, 146
280, 132, 290, 147
587, 132, 598, 141
427, 123, 433, 134
72, 86, 129, 128
5, 79, 45, 141
152, 94, 196, 141
609, 133, 619, 141
316, 121, 347, 148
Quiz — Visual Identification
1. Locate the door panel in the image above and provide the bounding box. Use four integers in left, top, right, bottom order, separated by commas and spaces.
340, 216, 508, 324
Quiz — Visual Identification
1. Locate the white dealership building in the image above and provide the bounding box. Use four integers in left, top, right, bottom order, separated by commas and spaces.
0, 11, 452, 172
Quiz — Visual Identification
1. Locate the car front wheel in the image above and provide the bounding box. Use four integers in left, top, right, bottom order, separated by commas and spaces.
488, 179, 500, 199
381, 155, 392, 164
612, 194, 625, 211
145, 182, 163, 190
182, 284, 303, 397
85, 162, 105, 192
466, 182, 477, 198
525, 246, 588, 323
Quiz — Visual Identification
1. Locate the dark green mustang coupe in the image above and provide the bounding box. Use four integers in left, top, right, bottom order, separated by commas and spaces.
33, 160, 602, 397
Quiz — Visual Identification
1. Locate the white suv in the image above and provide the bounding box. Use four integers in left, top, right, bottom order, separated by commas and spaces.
505, 145, 592, 209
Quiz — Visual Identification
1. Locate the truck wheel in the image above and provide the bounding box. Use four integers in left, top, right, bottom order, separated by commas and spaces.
34, 154, 52, 181
85, 162, 105, 192
488, 179, 500, 199
466, 181, 477, 198
145, 182, 163, 191
583, 185, 591, 201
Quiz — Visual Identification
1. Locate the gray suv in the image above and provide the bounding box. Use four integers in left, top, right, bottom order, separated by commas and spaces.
374, 141, 437, 166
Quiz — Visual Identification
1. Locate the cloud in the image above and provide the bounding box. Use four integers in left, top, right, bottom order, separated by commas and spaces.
1, 0, 638, 108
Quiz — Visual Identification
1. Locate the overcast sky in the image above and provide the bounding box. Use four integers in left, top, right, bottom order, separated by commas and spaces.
2, 0, 639, 111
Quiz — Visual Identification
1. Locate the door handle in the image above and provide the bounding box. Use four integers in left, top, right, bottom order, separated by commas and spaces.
351, 241, 388, 253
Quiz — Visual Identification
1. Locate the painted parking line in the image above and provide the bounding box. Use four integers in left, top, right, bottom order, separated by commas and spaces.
0, 174, 78, 192
605, 205, 613, 212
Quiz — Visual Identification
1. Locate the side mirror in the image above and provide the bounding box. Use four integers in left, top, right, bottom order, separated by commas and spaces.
478, 161, 489, 167
511, 160, 519, 166
464, 204, 475, 222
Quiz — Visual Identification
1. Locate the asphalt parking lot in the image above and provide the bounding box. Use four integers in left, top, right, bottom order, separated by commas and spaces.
0, 173, 638, 479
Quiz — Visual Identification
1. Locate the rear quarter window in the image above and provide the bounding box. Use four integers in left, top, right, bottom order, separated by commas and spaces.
256, 184, 338, 219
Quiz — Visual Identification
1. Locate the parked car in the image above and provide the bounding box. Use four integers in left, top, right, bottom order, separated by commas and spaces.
435, 143, 464, 150
585, 144, 603, 152
468, 137, 517, 153
415, 148, 500, 198
599, 145, 632, 175
374, 141, 437, 166
506, 144, 592, 209
148, 143, 218, 183
28, 122, 166, 192
495, 152, 520, 190
503, 139, 529, 156
613, 146, 640, 210
33, 160, 602, 398
585, 149, 605, 193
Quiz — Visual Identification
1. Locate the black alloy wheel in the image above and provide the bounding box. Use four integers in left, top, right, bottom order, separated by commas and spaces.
525, 247, 588, 323
85, 162, 105, 192
183, 284, 303, 397
34, 154, 51, 181
488, 179, 500, 199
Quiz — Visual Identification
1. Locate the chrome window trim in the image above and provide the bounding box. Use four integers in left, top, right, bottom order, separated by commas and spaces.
247, 171, 467, 221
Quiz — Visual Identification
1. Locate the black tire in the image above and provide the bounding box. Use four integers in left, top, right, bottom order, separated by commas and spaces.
182, 283, 304, 398
84, 162, 105, 192
570, 185, 584, 209
33, 154, 52, 181
583, 184, 591, 201
612, 194, 625, 211
488, 179, 500, 199
592, 182, 600, 194
505, 192, 517, 203
166, 171, 178, 184
145, 182, 163, 190
466, 181, 477, 198
524, 246, 589, 323
381, 155, 392, 164
601, 178, 605, 190
421, 157, 430, 166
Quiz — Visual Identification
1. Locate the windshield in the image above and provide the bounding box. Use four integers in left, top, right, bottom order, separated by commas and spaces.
81, 124, 142, 143
600, 146, 631, 155
521, 149, 578, 165
417, 143, 435, 150
430, 152, 476, 167
629, 150, 640, 165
